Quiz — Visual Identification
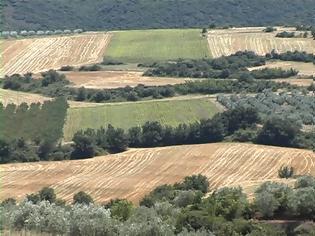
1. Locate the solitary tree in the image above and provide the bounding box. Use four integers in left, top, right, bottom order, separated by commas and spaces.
73, 191, 94, 204
278, 166, 294, 179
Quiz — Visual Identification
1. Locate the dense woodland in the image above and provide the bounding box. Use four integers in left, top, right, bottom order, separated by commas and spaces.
218, 90, 315, 125
3, 174, 315, 235
2, 0, 315, 31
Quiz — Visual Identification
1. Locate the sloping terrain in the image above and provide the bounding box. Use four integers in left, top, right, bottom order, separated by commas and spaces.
105, 29, 209, 63
1, 33, 111, 75
64, 96, 220, 141
3, 0, 315, 30
1, 143, 314, 203
208, 27, 315, 58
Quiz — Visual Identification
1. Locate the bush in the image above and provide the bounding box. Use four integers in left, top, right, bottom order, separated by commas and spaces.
278, 166, 294, 179
73, 191, 94, 205
177, 174, 209, 193
60, 65, 75, 71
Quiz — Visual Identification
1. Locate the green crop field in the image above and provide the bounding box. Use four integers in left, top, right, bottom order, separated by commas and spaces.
64, 97, 219, 141
105, 29, 210, 63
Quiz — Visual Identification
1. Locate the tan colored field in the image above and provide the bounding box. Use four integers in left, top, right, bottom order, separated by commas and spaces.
0, 88, 104, 108
1, 33, 112, 76
63, 71, 191, 89
0, 88, 51, 106
208, 27, 315, 58
249, 61, 315, 76
248, 60, 315, 86
1, 143, 314, 204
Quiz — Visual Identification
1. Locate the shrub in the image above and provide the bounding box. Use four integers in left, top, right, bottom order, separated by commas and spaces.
278, 165, 294, 179
73, 191, 94, 205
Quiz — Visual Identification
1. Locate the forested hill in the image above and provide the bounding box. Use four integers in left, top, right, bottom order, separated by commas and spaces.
2, 0, 315, 31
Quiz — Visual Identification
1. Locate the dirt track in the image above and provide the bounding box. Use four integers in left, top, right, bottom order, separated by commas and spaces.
1, 143, 314, 203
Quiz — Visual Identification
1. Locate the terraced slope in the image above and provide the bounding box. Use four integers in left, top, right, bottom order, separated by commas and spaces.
1, 143, 314, 203
1, 33, 111, 75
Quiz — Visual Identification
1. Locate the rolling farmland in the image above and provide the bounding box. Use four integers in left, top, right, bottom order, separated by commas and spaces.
106, 29, 209, 63
1, 143, 314, 203
64, 96, 220, 141
207, 27, 315, 58
1, 33, 112, 75
249, 60, 315, 76
64, 71, 192, 89
0, 88, 51, 106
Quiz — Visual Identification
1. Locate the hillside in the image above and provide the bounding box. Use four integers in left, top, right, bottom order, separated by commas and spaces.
1, 32, 111, 75
1, 143, 314, 203
64, 96, 220, 141
2, 0, 315, 31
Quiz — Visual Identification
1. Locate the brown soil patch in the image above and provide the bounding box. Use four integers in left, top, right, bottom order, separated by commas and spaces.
1, 143, 314, 204
63, 71, 191, 89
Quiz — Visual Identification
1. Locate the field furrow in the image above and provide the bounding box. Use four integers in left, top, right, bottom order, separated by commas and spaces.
1, 33, 112, 75
1, 143, 314, 203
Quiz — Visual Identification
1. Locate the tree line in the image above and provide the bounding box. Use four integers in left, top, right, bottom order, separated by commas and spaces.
1, 102, 312, 164
1, 69, 295, 104
3, 174, 315, 235
71, 106, 315, 160
143, 51, 299, 80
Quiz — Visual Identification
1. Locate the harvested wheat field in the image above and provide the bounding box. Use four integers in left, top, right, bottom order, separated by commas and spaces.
1, 143, 315, 203
1, 33, 111, 75
207, 27, 315, 58
0, 88, 51, 106
63, 71, 191, 89
249, 60, 315, 76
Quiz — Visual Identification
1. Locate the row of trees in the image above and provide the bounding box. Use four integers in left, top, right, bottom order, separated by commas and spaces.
144, 51, 300, 80
71, 105, 314, 161
267, 50, 315, 63
0, 97, 68, 143
3, 175, 315, 235
0, 29, 83, 38
2, 70, 294, 104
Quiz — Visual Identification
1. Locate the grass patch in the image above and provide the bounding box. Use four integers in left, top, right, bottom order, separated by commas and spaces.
105, 29, 210, 63
64, 97, 219, 141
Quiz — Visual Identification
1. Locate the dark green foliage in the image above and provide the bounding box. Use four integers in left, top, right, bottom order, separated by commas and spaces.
26, 193, 40, 204
73, 191, 94, 205
3, 0, 315, 31
71, 134, 96, 159
176, 175, 209, 193
1, 198, 17, 206
276, 31, 295, 38
39, 187, 56, 203
110, 199, 134, 221
256, 117, 300, 147
59, 65, 75, 71
0, 98, 69, 163
264, 27, 276, 32
79, 64, 102, 71
267, 50, 315, 63
278, 166, 294, 179
0, 98, 68, 143
144, 51, 266, 79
